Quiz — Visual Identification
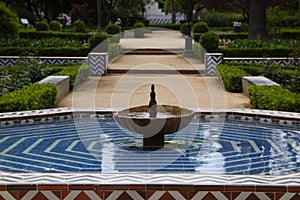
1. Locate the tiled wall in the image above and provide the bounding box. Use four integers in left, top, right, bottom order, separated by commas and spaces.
204, 53, 298, 76
1, 184, 300, 200
0, 56, 87, 67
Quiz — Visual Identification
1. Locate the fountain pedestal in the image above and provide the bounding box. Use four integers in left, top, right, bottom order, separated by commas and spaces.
114, 85, 194, 148
143, 132, 164, 148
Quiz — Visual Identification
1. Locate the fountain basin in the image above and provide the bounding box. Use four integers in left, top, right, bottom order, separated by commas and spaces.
114, 105, 194, 148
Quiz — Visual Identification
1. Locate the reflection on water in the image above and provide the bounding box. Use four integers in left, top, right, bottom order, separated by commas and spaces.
0, 117, 299, 175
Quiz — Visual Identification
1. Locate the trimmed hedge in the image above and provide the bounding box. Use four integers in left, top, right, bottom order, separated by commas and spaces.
199, 33, 219, 52
248, 85, 300, 112
219, 48, 293, 57
224, 62, 300, 93
217, 64, 250, 92
35, 21, 49, 31
0, 47, 90, 56
54, 64, 89, 89
88, 34, 111, 51
19, 31, 91, 42
0, 83, 57, 112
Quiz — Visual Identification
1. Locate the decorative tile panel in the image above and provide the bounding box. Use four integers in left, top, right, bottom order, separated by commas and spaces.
0, 56, 87, 67
205, 53, 223, 76
88, 53, 108, 76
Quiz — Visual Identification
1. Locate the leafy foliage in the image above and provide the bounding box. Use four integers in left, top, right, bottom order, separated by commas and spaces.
0, 1, 20, 38
199, 33, 219, 52
106, 24, 121, 34
248, 85, 300, 112
73, 20, 86, 33
49, 20, 62, 31
217, 64, 250, 92
54, 64, 89, 89
0, 83, 57, 112
226, 39, 299, 48
0, 38, 83, 48
0, 58, 52, 96
192, 21, 209, 34
35, 21, 49, 31
70, 3, 94, 26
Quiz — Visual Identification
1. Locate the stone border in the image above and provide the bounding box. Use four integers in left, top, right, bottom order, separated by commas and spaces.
0, 108, 299, 199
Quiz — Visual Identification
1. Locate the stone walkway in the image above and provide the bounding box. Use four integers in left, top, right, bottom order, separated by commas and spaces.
57, 30, 250, 109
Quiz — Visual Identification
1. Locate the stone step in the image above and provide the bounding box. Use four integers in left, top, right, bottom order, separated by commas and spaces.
121, 48, 184, 55
107, 69, 205, 75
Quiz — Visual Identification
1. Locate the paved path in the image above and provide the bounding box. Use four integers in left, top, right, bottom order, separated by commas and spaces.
57, 30, 250, 109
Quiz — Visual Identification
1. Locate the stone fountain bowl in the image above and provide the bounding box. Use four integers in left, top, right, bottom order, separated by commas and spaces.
114, 105, 195, 137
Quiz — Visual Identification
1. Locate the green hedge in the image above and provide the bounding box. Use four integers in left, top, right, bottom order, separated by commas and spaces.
0, 47, 90, 56
54, 64, 89, 89
19, 31, 91, 42
194, 32, 248, 43
248, 85, 300, 112
224, 62, 300, 93
219, 48, 293, 57
217, 64, 250, 92
0, 83, 57, 112
88, 34, 111, 51
280, 29, 300, 40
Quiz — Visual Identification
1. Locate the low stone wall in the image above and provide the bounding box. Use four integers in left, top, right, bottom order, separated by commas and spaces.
242, 76, 280, 96
204, 53, 299, 76
0, 56, 88, 66
38, 76, 70, 103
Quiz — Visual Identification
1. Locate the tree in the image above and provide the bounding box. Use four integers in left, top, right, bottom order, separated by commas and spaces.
0, 1, 20, 38
248, 0, 268, 39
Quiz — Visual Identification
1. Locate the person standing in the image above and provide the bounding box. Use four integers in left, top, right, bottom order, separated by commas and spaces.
115, 18, 124, 38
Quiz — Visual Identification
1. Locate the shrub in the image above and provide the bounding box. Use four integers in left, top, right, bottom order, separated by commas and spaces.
248, 85, 300, 112
0, 58, 52, 95
0, 47, 90, 57
19, 31, 91, 42
180, 23, 188, 35
54, 64, 89, 89
133, 22, 145, 38
0, 2, 20, 39
220, 48, 294, 57
106, 24, 121, 34
73, 20, 86, 33
0, 83, 57, 112
49, 20, 62, 31
200, 11, 239, 27
35, 21, 49, 31
192, 21, 209, 34
88, 34, 110, 51
217, 64, 250, 92
199, 33, 219, 52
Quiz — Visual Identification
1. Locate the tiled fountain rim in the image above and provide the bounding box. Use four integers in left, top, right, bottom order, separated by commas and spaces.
0, 107, 300, 188
0, 107, 299, 121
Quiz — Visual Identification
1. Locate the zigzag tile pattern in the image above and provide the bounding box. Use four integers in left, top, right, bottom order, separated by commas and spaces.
89, 54, 107, 75
205, 54, 223, 76
1, 190, 300, 200
0, 57, 87, 67
223, 58, 296, 66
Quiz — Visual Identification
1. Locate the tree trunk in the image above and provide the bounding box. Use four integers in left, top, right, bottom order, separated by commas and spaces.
97, 0, 101, 32
248, 0, 268, 39
171, 0, 176, 24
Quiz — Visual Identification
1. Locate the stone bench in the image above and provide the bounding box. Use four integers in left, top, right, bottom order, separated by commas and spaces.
38, 76, 70, 103
242, 76, 280, 96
